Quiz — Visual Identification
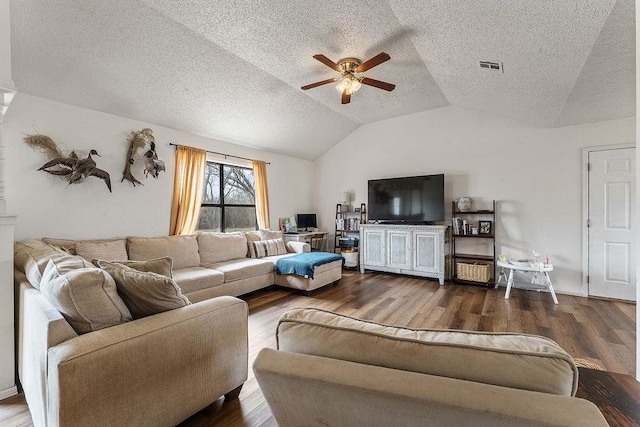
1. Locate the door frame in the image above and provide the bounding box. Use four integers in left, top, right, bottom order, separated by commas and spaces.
581, 143, 636, 297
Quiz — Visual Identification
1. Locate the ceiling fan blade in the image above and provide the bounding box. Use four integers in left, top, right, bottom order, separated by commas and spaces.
356, 52, 391, 73
361, 77, 395, 91
301, 77, 339, 90
313, 54, 341, 72
342, 91, 351, 104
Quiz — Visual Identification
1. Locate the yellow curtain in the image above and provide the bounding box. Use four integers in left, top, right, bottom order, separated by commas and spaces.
170, 145, 207, 235
252, 160, 270, 229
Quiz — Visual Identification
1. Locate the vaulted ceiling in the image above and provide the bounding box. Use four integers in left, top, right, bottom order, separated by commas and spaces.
10, 0, 635, 161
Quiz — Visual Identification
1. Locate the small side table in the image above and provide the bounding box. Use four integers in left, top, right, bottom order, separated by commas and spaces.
495, 260, 558, 304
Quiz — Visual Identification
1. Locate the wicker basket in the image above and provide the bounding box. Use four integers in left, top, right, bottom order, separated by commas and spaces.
457, 262, 490, 283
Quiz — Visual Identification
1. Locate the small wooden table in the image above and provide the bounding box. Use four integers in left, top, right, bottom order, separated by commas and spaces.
576, 367, 640, 426
495, 260, 558, 304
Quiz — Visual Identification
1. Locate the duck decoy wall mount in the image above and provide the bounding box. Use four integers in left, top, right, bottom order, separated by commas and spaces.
24, 128, 166, 193
121, 128, 165, 187
24, 134, 112, 193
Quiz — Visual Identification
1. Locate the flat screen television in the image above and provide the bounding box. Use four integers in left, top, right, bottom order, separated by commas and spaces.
368, 174, 445, 224
296, 213, 317, 230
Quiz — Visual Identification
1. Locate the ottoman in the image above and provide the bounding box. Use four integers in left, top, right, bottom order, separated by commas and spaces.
275, 253, 343, 294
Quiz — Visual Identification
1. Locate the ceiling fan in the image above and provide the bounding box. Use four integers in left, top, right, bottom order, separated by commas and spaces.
301, 52, 396, 104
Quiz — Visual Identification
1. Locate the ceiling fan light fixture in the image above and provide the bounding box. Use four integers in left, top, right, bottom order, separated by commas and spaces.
335, 76, 352, 92
302, 52, 394, 103
335, 74, 362, 93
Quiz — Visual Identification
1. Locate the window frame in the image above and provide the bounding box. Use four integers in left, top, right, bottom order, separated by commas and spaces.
199, 161, 257, 232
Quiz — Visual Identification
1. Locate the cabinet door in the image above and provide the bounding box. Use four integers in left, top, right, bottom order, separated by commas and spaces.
363, 229, 386, 267
387, 230, 412, 269
413, 231, 441, 273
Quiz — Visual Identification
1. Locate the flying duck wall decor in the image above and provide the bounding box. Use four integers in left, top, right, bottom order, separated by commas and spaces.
24, 134, 112, 192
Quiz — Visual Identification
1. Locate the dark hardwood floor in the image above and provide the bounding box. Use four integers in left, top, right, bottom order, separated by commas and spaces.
1, 269, 636, 426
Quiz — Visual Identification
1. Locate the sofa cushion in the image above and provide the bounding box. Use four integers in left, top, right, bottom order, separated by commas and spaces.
41, 237, 78, 254
127, 235, 200, 269
197, 232, 248, 264
39, 258, 132, 334
276, 308, 578, 397
245, 231, 261, 243
246, 229, 283, 242
76, 239, 128, 262
248, 238, 287, 258
172, 266, 224, 294
97, 260, 190, 319
42, 237, 127, 255
15, 240, 72, 289
203, 258, 274, 282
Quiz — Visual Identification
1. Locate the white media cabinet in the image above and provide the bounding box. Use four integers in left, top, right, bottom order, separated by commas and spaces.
359, 224, 450, 284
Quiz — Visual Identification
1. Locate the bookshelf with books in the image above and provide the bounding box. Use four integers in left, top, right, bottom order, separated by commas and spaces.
451, 200, 496, 287
334, 203, 366, 254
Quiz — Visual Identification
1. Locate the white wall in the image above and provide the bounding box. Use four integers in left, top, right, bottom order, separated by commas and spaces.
0, 0, 16, 400
313, 106, 635, 296
635, 0, 639, 380
0, 0, 11, 87
4, 93, 313, 240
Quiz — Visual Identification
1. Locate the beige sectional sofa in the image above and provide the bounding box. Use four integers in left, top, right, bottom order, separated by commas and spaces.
42, 229, 313, 302
254, 308, 608, 427
12, 230, 335, 426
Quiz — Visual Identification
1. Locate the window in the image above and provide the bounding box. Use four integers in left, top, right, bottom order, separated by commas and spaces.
198, 161, 257, 232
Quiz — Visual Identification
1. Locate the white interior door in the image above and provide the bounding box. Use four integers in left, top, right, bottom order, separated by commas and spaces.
588, 147, 636, 301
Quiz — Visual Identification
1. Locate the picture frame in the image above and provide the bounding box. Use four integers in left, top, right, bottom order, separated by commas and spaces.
279, 216, 297, 233
479, 220, 492, 235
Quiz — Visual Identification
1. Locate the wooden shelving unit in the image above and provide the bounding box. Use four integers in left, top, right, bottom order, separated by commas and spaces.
334, 203, 366, 253
451, 200, 496, 287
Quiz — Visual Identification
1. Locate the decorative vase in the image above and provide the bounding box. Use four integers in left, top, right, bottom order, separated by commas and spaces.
457, 197, 472, 212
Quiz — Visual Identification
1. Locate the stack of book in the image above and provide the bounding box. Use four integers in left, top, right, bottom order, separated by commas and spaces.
336, 218, 360, 231
452, 217, 472, 235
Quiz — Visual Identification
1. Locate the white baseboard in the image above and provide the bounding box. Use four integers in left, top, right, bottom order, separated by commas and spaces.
493, 283, 585, 298
0, 386, 18, 401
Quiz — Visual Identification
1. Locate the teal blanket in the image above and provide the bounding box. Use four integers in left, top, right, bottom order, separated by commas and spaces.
276, 252, 344, 279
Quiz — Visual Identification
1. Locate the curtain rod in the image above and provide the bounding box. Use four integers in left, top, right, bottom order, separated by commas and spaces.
169, 143, 271, 165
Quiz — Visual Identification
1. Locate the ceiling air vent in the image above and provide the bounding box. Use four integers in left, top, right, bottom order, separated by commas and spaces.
479, 61, 503, 72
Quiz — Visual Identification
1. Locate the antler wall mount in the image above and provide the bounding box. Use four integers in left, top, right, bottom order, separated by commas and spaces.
121, 128, 165, 187
301, 52, 396, 104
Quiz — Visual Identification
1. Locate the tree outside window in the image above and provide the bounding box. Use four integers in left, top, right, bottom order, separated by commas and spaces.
198, 162, 257, 232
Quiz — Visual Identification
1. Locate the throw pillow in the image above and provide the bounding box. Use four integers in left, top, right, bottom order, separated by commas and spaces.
98, 260, 190, 319
248, 238, 287, 258
14, 240, 80, 289
92, 257, 173, 278
76, 240, 128, 263
39, 259, 133, 334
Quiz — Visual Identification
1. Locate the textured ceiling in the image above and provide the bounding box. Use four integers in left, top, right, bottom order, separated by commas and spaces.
10, 0, 635, 160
